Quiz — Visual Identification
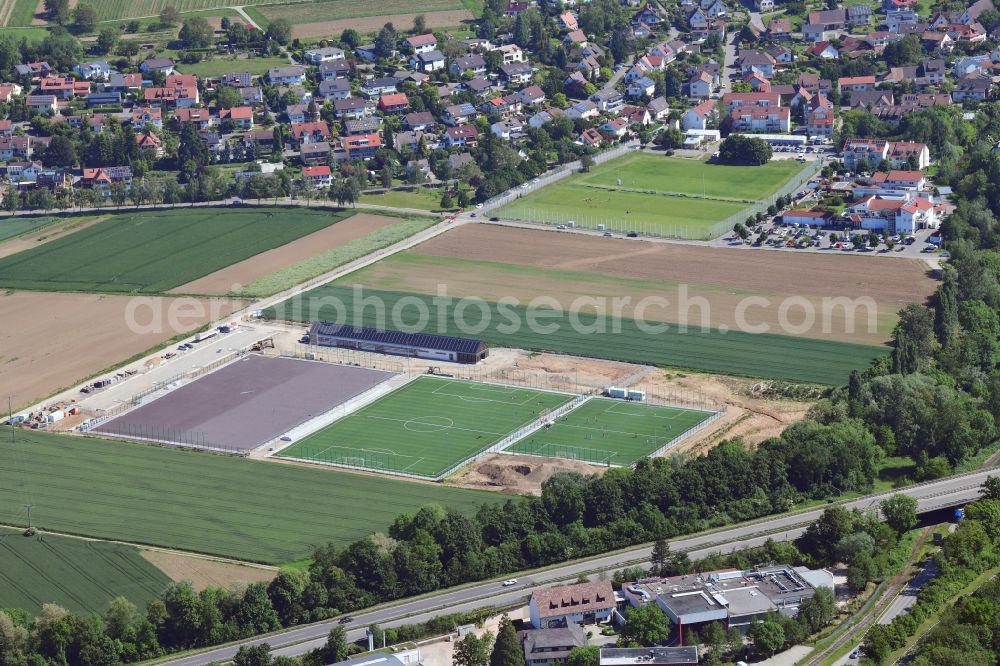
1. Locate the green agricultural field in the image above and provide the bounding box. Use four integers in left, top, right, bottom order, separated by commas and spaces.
0, 216, 56, 243
507, 398, 716, 466
498, 154, 811, 240
280, 377, 574, 478
266, 286, 887, 385
0, 207, 351, 293
0, 528, 170, 615
3, 0, 41, 27
0, 431, 501, 564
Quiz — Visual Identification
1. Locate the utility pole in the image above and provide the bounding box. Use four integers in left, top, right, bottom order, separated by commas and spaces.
7, 396, 13, 443
25, 505, 31, 530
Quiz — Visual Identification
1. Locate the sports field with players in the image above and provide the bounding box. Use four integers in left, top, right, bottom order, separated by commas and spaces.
505, 397, 716, 465
277, 376, 574, 478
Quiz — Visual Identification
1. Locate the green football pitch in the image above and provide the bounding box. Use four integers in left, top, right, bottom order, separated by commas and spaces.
278, 376, 575, 478
497, 153, 810, 240
506, 397, 716, 466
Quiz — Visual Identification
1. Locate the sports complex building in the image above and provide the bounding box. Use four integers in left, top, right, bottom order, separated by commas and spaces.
308, 322, 489, 364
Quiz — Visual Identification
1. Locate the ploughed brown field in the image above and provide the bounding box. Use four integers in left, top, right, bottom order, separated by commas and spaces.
0, 291, 241, 409
413, 225, 937, 303
344, 224, 938, 346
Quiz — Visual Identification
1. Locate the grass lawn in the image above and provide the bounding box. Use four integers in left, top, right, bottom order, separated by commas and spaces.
0, 216, 56, 243
0, 527, 170, 615
4, 0, 40, 26
0, 430, 501, 564
266, 286, 887, 385
499, 154, 810, 239
506, 398, 715, 465
178, 55, 291, 77
359, 188, 449, 212
257, 0, 467, 24
279, 377, 574, 478
0, 207, 351, 293
242, 5, 268, 27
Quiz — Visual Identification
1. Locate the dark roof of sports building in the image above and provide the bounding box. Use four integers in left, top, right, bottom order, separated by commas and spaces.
310, 322, 486, 354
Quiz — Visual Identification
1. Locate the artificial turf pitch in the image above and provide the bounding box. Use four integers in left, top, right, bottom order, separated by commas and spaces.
505, 397, 715, 465
278, 376, 574, 478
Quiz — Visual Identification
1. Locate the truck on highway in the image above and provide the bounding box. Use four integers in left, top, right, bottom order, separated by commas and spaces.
194, 330, 218, 343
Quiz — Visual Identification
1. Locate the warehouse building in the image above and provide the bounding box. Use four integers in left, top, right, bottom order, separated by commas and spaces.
308, 322, 489, 364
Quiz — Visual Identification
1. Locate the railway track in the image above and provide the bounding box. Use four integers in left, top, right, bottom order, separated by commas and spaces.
801, 528, 933, 666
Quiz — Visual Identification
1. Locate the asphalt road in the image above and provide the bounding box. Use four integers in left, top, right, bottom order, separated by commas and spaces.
159, 469, 995, 665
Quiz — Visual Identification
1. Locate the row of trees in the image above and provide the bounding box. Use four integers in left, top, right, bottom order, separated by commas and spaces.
864, 483, 1000, 663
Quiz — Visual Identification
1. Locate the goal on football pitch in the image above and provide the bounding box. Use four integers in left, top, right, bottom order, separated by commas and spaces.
290, 443, 423, 474
513, 438, 619, 466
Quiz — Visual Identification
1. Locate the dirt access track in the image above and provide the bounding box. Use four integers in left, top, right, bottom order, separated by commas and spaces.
286, 10, 473, 38
0, 291, 241, 410
171, 213, 399, 296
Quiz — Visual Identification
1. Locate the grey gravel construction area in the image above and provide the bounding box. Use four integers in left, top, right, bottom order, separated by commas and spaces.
96, 355, 394, 452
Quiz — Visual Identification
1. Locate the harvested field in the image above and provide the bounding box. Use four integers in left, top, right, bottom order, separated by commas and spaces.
345, 252, 899, 345
141, 550, 276, 591
286, 10, 474, 38
414, 225, 937, 305
0, 291, 242, 410
172, 213, 398, 295
96, 355, 394, 452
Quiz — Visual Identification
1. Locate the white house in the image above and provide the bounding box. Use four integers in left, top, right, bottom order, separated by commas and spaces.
627, 76, 656, 98
304, 47, 346, 64
682, 100, 717, 130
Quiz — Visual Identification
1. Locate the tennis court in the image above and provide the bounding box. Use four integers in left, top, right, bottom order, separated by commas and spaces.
506, 397, 716, 465
276, 376, 574, 478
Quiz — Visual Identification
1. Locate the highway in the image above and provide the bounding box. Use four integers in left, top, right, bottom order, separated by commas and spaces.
157, 468, 994, 665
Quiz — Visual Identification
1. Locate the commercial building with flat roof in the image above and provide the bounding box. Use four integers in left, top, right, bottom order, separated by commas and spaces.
600, 647, 699, 666
622, 566, 832, 644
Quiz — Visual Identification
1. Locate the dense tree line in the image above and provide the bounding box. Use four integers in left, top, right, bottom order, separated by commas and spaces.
863, 483, 1000, 663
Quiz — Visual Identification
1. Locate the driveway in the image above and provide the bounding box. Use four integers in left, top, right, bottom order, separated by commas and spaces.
721, 30, 739, 94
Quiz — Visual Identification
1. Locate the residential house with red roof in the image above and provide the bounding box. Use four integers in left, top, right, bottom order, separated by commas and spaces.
302, 165, 332, 188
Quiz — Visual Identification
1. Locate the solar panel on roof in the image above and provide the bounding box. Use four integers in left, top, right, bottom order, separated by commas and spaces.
312, 322, 485, 354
